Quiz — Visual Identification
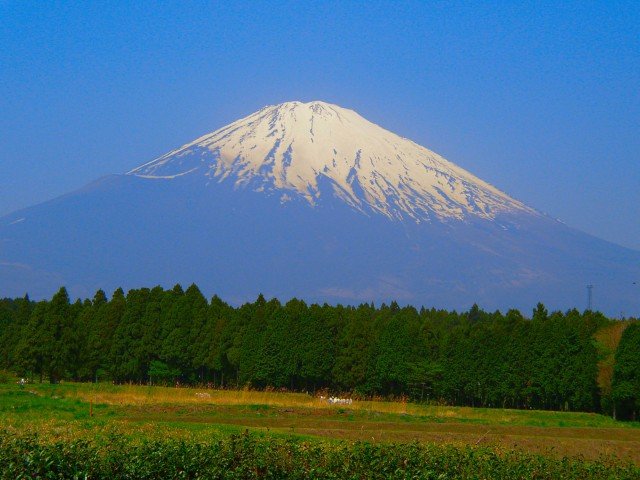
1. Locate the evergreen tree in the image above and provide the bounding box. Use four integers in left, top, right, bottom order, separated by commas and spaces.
0, 285, 619, 417
612, 323, 640, 420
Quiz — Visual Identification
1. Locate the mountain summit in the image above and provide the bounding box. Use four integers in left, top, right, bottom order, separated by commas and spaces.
1, 101, 638, 314
129, 101, 532, 222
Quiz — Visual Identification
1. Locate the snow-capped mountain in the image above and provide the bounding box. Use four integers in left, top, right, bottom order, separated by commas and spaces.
1, 101, 639, 315
129, 101, 533, 222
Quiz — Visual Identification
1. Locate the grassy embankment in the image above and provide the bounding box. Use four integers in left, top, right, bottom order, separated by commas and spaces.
1, 381, 639, 471
2, 382, 638, 449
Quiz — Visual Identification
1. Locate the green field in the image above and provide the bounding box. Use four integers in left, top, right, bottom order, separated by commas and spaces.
1, 381, 639, 478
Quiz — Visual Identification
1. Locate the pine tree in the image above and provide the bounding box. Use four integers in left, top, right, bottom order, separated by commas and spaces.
612, 323, 640, 420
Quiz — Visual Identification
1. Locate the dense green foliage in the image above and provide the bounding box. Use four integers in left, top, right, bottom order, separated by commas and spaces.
612, 324, 640, 420
0, 285, 637, 415
1, 430, 638, 479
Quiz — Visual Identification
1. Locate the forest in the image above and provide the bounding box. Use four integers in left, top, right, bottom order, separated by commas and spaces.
0, 285, 638, 419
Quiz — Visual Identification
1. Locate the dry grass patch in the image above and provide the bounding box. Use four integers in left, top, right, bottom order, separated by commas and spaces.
5, 382, 639, 465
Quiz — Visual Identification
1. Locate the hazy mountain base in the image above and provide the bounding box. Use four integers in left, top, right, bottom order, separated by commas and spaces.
1, 174, 638, 314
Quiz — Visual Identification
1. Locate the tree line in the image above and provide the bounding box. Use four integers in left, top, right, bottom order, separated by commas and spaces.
0, 285, 638, 419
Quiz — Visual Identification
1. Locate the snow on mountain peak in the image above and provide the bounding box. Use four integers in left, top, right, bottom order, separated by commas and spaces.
128, 101, 534, 222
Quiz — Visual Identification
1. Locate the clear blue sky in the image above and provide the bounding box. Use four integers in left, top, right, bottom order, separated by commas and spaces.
1, 1, 638, 250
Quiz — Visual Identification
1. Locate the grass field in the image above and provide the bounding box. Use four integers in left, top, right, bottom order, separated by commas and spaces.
1, 380, 639, 468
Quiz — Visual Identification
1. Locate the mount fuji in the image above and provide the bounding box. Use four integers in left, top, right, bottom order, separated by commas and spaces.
1, 101, 638, 314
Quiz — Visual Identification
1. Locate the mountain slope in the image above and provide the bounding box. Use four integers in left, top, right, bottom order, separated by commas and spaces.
1, 101, 638, 315
129, 101, 533, 222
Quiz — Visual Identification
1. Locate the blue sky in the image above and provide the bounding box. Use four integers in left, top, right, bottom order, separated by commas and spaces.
1, 1, 638, 250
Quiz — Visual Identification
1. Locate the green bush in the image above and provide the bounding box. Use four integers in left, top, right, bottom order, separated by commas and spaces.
0, 430, 637, 479
0, 371, 13, 385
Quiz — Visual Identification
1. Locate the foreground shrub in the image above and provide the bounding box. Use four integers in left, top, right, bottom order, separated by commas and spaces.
0, 430, 638, 479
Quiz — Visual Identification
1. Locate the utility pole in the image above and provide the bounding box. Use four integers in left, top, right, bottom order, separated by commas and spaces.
587, 284, 593, 311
